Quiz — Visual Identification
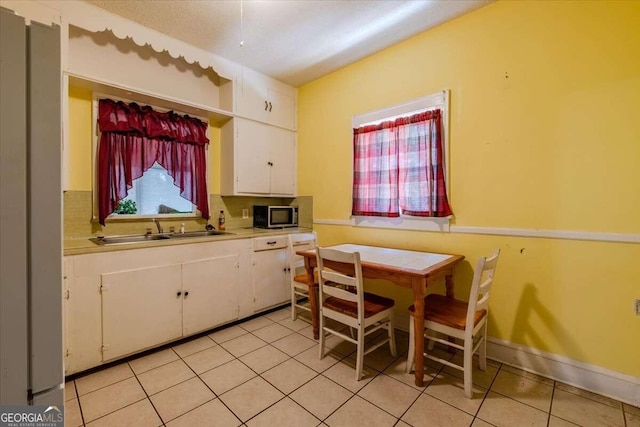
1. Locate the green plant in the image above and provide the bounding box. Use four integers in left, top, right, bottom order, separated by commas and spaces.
114, 199, 137, 214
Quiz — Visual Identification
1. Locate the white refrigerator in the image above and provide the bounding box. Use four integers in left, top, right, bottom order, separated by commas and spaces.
0, 6, 63, 406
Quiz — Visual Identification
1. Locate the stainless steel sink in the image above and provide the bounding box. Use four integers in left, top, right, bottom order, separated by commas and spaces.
168, 230, 235, 238
90, 234, 172, 245
89, 230, 234, 245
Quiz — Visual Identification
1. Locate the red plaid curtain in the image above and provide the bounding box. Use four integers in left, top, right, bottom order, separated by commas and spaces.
352, 109, 452, 217
352, 122, 399, 217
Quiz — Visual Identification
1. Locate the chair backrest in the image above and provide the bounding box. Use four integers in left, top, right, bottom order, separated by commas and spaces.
465, 249, 500, 332
316, 247, 365, 320
287, 231, 318, 279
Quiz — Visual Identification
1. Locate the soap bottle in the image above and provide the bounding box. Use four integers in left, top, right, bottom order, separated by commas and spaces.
218, 210, 226, 230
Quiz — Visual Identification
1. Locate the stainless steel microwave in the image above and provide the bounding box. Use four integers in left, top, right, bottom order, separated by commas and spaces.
253, 205, 298, 228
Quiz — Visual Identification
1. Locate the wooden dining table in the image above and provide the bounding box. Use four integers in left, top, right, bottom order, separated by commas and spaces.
296, 243, 464, 387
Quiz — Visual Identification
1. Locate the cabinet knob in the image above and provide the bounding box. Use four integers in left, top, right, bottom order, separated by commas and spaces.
184, 291, 189, 298
177, 291, 182, 297
268, 101, 273, 112
264, 100, 269, 111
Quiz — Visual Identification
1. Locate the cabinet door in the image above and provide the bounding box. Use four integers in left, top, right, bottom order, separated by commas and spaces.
63, 257, 73, 375
269, 127, 296, 196
237, 68, 296, 129
237, 68, 269, 123
267, 87, 296, 129
182, 256, 239, 336
101, 264, 182, 361
253, 248, 289, 312
236, 119, 271, 194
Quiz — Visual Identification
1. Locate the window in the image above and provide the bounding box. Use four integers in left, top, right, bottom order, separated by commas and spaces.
114, 163, 195, 216
351, 91, 451, 231
93, 97, 210, 225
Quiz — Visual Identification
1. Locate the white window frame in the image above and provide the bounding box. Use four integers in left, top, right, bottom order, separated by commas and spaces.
350, 90, 451, 232
91, 92, 209, 221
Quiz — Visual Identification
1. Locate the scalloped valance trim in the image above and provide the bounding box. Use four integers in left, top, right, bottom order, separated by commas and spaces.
61, 0, 239, 80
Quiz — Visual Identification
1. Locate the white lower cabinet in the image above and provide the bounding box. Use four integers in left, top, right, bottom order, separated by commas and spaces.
182, 256, 240, 336
252, 236, 290, 312
101, 264, 183, 361
64, 239, 253, 375
64, 235, 298, 375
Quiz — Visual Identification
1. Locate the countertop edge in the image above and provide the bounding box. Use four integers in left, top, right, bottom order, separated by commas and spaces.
64, 227, 314, 256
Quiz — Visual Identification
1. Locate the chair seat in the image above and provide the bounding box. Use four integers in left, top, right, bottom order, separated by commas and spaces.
324, 292, 395, 319
293, 270, 319, 285
409, 294, 486, 330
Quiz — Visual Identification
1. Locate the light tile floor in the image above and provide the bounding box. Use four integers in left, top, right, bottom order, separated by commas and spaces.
65, 308, 640, 427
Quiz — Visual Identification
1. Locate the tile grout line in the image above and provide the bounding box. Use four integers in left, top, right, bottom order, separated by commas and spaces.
127, 360, 164, 426
177, 322, 322, 424
244, 325, 356, 424
555, 382, 628, 410
469, 358, 501, 426
138, 341, 235, 424
170, 342, 241, 425
197, 326, 323, 425
72, 380, 86, 427
314, 347, 410, 424
547, 380, 556, 427
78, 370, 150, 426
130, 348, 182, 377
384, 363, 444, 426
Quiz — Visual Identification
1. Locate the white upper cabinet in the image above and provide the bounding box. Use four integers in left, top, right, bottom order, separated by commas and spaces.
269, 126, 297, 195
236, 67, 296, 130
221, 118, 297, 197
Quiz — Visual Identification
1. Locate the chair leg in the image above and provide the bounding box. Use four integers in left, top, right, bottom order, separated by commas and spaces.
427, 331, 436, 351
318, 313, 326, 360
291, 288, 297, 321
479, 323, 487, 371
388, 312, 397, 357
349, 327, 356, 339
463, 338, 473, 399
405, 317, 415, 374
355, 326, 365, 381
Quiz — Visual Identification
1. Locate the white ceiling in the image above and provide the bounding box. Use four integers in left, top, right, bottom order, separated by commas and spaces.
85, 0, 492, 87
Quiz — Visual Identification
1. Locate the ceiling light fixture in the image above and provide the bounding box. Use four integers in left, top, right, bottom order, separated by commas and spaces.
239, 0, 245, 48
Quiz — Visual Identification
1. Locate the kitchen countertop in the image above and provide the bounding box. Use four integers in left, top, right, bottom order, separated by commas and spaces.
64, 227, 313, 256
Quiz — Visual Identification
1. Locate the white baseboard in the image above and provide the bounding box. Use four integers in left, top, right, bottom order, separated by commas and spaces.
486, 337, 640, 406
392, 315, 639, 406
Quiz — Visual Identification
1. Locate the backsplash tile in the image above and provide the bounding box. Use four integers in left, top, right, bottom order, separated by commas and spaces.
63, 191, 313, 239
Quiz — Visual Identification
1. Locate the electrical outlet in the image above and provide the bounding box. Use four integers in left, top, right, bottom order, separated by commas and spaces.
635, 299, 640, 316
242, 208, 249, 219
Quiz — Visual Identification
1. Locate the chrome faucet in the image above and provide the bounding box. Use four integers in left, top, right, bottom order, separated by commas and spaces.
153, 219, 163, 234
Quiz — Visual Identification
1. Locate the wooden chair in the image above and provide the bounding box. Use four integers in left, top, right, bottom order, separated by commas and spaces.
287, 232, 318, 321
316, 247, 397, 380
406, 249, 500, 398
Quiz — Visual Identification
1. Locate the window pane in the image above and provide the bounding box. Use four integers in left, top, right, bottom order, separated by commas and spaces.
119, 163, 194, 215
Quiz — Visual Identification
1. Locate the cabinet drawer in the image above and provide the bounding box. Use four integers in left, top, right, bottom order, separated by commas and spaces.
253, 235, 288, 251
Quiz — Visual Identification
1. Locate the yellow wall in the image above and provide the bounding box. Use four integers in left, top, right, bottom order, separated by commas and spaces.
67, 86, 93, 191
298, 1, 640, 376
66, 87, 221, 193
